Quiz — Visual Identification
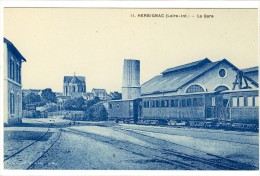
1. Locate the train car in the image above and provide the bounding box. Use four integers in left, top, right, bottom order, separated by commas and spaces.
218, 89, 259, 130
140, 89, 259, 130
106, 99, 141, 123
106, 89, 258, 130
140, 92, 219, 126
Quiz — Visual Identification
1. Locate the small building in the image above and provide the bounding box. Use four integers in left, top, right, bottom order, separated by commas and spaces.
83, 92, 95, 100
4, 38, 26, 124
91, 88, 108, 101
63, 75, 86, 98
141, 58, 258, 97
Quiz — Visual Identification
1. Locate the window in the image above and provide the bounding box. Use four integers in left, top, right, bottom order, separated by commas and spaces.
171, 100, 175, 107
144, 101, 150, 108
144, 101, 147, 108
109, 103, 112, 109
193, 98, 198, 107
248, 97, 253, 107
239, 97, 244, 107
223, 99, 229, 107
10, 60, 14, 80
171, 99, 179, 107
197, 98, 203, 107
12, 60, 15, 80
161, 100, 165, 107
147, 101, 150, 108
160, 100, 169, 107
151, 101, 156, 108
181, 99, 187, 107
232, 97, 238, 107
156, 100, 160, 108
18, 64, 21, 84
186, 85, 205, 93
187, 99, 192, 107
255, 96, 259, 107
211, 97, 216, 106
164, 100, 169, 107
219, 68, 227, 78
130, 101, 133, 109
10, 93, 15, 114
117, 103, 120, 109
214, 86, 229, 92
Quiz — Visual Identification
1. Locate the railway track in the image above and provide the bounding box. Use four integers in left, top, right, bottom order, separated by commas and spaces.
4, 126, 62, 170
62, 127, 195, 169
26, 128, 62, 169
4, 128, 50, 161
113, 126, 257, 170
63, 127, 256, 170
118, 126, 258, 146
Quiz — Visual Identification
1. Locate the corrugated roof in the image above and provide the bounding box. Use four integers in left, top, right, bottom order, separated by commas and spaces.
161, 58, 211, 75
4, 38, 26, 62
241, 66, 258, 73
142, 61, 218, 95
141, 59, 254, 95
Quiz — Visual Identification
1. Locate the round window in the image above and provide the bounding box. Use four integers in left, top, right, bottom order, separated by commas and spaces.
219, 68, 227, 78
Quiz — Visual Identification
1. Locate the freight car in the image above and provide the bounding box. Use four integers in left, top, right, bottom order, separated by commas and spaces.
106, 89, 259, 131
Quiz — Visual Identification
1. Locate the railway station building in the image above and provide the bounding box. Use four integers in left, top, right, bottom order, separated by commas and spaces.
141, 58, 258, 97
3, 38, 26, 125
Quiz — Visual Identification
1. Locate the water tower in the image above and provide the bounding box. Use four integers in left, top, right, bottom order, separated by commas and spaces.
122, 59, 141, 100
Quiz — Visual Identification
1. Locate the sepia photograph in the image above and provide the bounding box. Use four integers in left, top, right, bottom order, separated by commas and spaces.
1, 2, 259, 176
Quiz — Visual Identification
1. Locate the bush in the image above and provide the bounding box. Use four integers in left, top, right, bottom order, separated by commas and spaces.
83, 103, 108, 121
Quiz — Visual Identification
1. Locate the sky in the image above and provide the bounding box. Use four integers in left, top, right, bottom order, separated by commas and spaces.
4, 8, 258, 93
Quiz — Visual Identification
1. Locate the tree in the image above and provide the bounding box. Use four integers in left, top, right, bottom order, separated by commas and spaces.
84, 97, 100, 110
84, 103, 108, 121
64, 97, 86, 111
110, 91, 122, 100
22, 92, 43, 110
41, 88, 57, 104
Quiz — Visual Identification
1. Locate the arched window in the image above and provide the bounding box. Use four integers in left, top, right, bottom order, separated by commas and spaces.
214, 86, 229, 92
186, 85, 205, 93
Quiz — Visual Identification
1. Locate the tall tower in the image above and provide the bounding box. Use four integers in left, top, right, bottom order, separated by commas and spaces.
122, 59, 141, 100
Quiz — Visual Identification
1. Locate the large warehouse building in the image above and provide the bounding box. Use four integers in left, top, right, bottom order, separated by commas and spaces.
141, 58, 258, 97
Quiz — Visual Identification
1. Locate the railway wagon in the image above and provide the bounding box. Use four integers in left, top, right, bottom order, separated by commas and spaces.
140, 89, 259, 129
107, 99, 141, 123
218, 89, 259, 129
140, 92, 218, 126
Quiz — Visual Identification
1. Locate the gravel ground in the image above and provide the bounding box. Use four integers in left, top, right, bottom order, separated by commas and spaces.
3, 118, 259, 170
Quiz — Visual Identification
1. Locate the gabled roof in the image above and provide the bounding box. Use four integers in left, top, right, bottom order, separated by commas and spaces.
4, 38, 26, 62
141, 58, 258, 95
161, 58, 211, 75
91, 88, 107, 95
241, 66, 258, 73
64, 76, 85, 83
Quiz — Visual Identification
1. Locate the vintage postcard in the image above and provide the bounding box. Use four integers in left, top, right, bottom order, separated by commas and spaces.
1, 1, 259, 176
